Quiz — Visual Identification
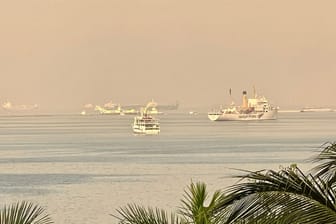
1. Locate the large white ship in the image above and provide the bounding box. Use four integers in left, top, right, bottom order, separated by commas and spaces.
208, 89, 278, 121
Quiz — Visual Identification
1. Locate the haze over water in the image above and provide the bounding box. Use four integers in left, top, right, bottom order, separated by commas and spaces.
1, 0, 336, 112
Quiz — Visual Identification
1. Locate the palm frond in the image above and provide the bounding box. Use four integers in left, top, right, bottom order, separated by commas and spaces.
114, 204, 181, 224
178, 182, 225, 224
0, 201, 52, 224
311, 142, 336, 184
224, 191, 336, 224
216, 164, 336, 223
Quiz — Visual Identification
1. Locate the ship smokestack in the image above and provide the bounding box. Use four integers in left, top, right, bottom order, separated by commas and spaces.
242, 91, 248, 108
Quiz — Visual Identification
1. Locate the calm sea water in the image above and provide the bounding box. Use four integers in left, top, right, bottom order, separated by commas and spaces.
0, 111, 335, 223
0, 112, 334, 164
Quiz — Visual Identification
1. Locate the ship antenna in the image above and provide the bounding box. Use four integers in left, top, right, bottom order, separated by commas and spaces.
253, 85, 257, 98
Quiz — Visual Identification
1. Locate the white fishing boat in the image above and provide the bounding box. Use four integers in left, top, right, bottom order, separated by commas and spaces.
208, 88, 278, 121
132, 101, 160, 134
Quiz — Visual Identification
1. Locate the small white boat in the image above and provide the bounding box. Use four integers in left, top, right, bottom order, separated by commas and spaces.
132, 114, 160, 135
132, 101, 160, 134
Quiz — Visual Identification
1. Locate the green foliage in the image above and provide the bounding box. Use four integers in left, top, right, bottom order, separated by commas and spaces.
114, 204, 181, 224
114, 182, 224, 224
179, 182, 224, 224
218, 168, 336, 223
311, 142, 336, 184
0, 201, 52, 224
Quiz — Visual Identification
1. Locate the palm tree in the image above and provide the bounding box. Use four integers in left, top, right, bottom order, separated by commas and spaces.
114, 182, 224, 224
216, 142, 336, 224
0, 201, 52, 224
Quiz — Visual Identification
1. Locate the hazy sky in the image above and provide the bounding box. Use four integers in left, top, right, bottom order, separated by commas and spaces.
1, 0, 335, 112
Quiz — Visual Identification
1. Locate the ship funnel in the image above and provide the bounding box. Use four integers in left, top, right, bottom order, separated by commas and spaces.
242, 91, 248, 108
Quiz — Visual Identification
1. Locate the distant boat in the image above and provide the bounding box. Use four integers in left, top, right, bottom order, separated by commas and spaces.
189, 111, 198, 115
132, 101, 160, 135
94, 105, 121, 115
132, 114, 160, 135
146, 107, 163, 115
122, 108, 139, 115
2, 101, 39, 112
300, 107, 334, 112
143, 100, 163, 115
208, 88, 278, 121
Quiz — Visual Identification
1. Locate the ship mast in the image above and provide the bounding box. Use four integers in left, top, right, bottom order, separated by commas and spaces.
253, 85, 257, 98
229, 88, 234, 105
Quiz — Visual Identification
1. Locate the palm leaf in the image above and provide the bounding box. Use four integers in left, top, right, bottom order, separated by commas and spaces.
0, 201, 52, 224
114, 204, 181, 224
311, 142, 336, 185
224, 191, 336, 223
178, 182, 224, 224
217, 165, 336, 223
113, 182, 225, 224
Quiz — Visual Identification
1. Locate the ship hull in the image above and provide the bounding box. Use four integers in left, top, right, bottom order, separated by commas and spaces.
132, 125, 160, 135
133, 128, 160, 135
208, 110, 278, 121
